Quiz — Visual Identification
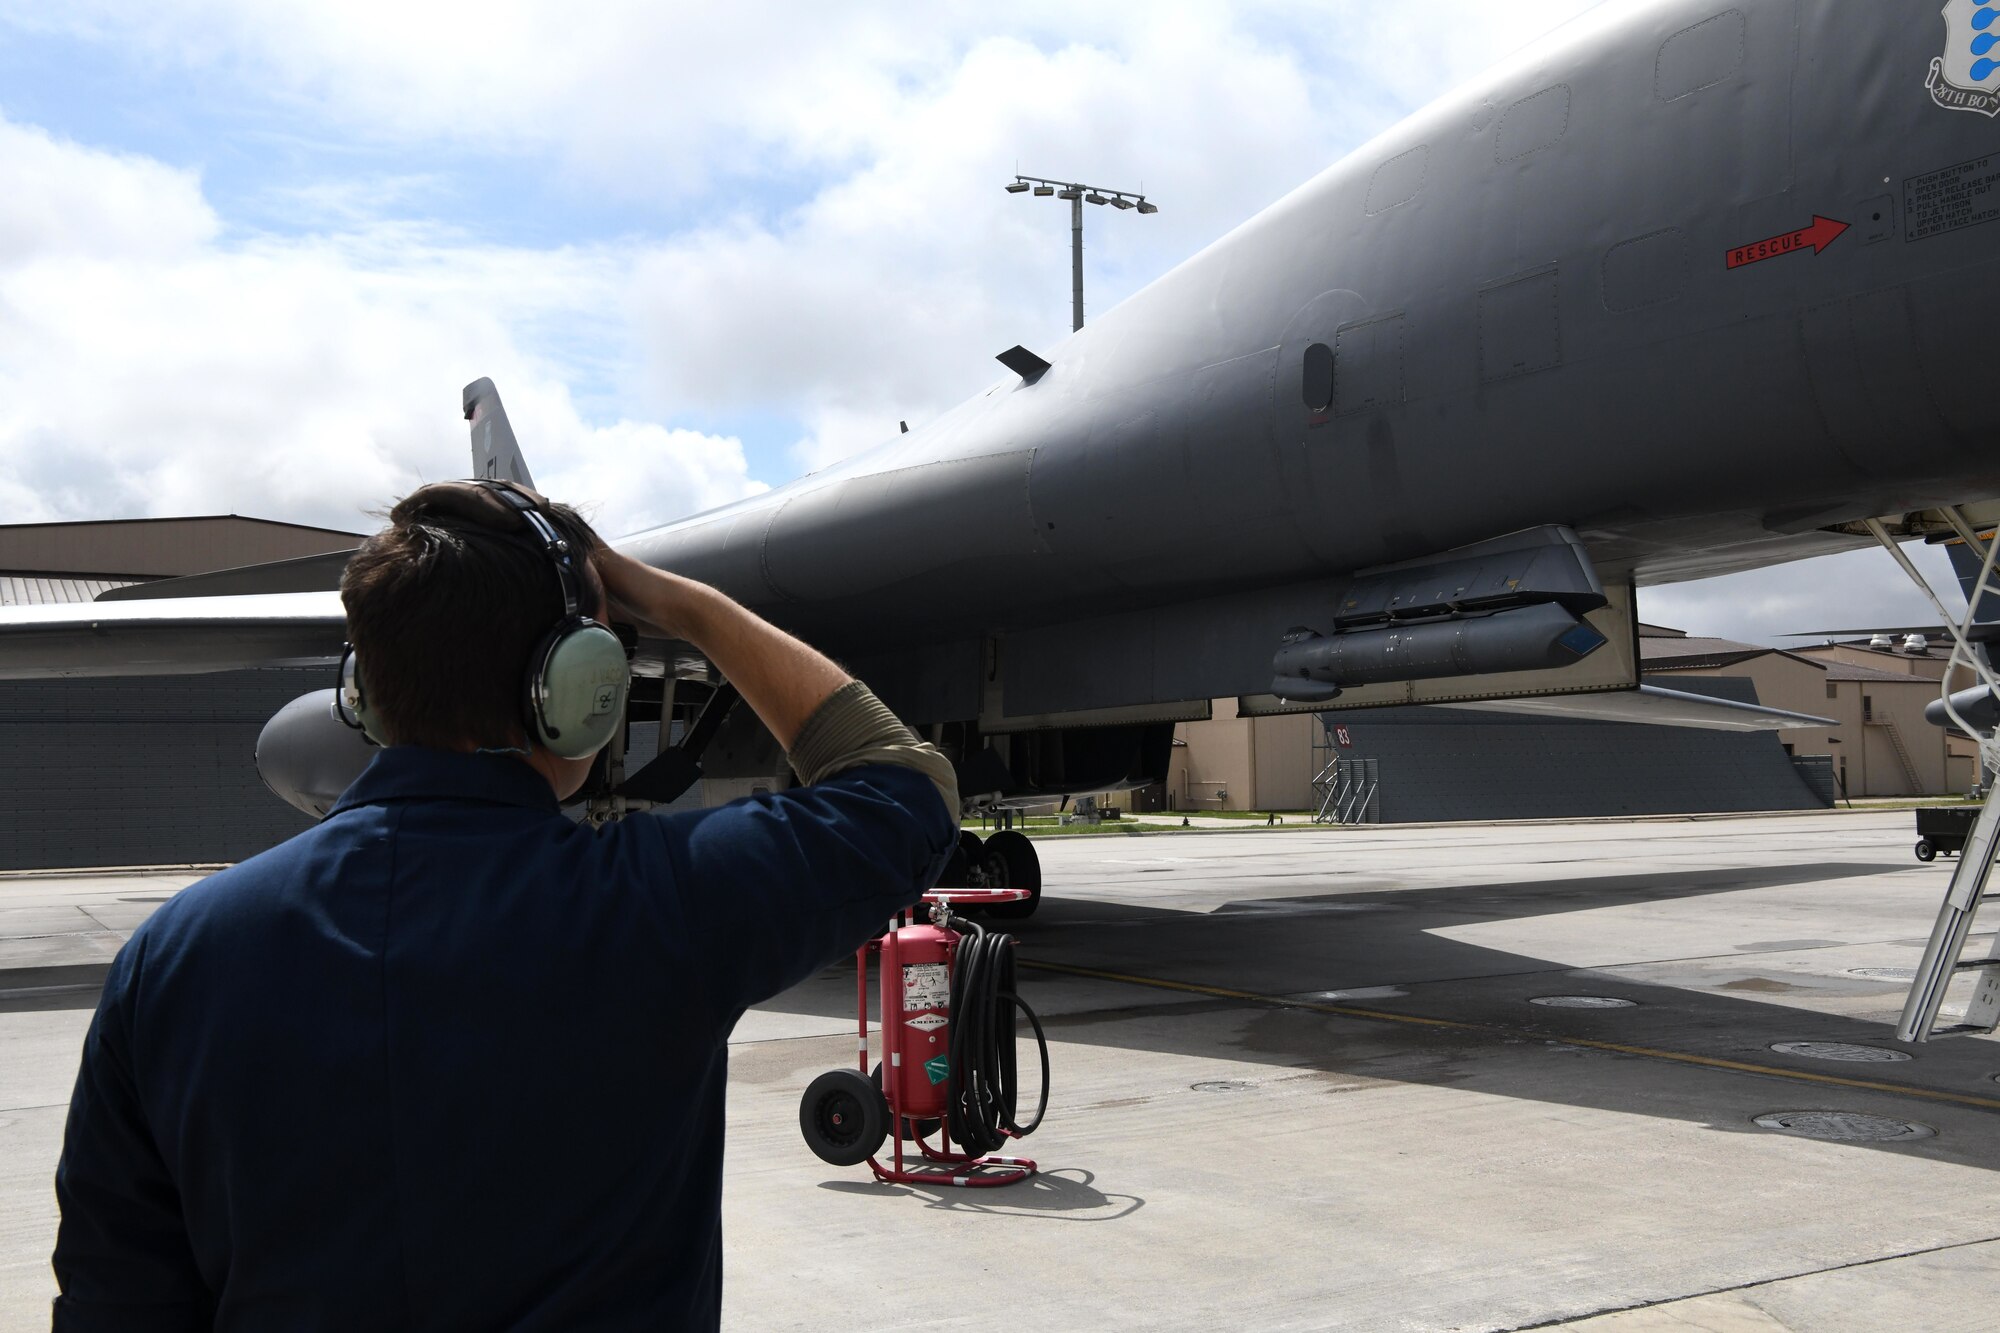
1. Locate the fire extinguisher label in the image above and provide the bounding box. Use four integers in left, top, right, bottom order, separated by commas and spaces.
901, 962, 949, 1011
924, 1054, 950, 1085
905, 1013, 947, 1032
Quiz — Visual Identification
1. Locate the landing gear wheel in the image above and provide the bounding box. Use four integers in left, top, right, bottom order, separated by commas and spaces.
799, 1068, 889, 1166
1916, 839, 1938, 862
870, 1063, 943, 1141
980, 829, 1042, 920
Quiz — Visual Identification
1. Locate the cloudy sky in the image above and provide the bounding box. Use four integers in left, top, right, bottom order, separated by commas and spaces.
0, 1, 1962, 643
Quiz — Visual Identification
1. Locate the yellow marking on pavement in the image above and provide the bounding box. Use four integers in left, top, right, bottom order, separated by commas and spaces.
1022, 959, 2000, 1113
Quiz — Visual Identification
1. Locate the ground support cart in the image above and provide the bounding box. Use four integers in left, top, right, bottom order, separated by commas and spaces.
798, 887, 1041, 1188
1916, 806, 1979, 861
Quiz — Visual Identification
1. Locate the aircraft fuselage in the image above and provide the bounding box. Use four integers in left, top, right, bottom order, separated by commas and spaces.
626, 0, 2000, 721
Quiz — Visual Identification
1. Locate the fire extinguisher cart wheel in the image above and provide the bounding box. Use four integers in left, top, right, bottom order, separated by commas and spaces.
799, 887, 1043, 1188
798, 1068, 890, 1167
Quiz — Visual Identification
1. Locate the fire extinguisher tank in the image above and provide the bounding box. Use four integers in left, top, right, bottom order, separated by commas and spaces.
882, 923, 953, 1120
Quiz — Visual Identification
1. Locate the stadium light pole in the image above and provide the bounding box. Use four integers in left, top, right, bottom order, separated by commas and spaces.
1004, 175, 1158, 331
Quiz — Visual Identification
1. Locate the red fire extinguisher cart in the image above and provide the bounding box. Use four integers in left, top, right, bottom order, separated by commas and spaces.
799, 887, 1047, 1187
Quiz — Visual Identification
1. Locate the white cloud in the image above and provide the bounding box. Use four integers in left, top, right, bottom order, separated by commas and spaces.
1640, 544, 1969, 648
0, 118, 217, 263
0, 117, 761, 536
4, 2, 1612, 190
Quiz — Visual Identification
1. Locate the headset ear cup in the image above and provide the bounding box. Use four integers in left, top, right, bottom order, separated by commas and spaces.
528, 622, 630, 760
339, 651, 388, 747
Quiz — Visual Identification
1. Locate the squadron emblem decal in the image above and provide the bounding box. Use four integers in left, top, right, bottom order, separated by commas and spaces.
1930, 0, 2000, 116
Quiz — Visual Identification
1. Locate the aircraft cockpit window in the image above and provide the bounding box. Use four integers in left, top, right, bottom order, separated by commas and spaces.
1301, 343, 1334, 413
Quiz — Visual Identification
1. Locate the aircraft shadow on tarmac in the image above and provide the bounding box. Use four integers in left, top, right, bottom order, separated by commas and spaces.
768, 861, 2000, 1167
0, 967, 114, 1015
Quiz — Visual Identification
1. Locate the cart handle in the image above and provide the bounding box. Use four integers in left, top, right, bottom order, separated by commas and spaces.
923, 888, 1031, 905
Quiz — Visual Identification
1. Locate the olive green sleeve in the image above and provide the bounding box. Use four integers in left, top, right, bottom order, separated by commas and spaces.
786, 680, 959, 818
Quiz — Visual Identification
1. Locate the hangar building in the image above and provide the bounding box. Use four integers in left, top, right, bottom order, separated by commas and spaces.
0, 516, 362, 871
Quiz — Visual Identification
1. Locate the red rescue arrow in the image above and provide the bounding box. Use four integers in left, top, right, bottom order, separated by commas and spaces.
1726, 215, 1850, 270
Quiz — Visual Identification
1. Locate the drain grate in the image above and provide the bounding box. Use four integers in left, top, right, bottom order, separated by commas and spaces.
1529, 995, 1637, 1009
1770, 1041, 1912, 1063
1752, 1110, 1935, 1142
1848, 967, 1917, 981
1189, 1080, 1255, 1093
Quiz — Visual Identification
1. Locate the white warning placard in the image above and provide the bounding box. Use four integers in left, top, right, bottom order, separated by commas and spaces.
901, 962, 949, 1012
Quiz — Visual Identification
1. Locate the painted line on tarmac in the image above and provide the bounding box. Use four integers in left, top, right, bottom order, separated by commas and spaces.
0, 983, 100, 1001
1021, 960, 2000, 1113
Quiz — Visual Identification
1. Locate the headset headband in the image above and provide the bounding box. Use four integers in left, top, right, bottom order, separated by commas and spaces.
480, 483, 582, 620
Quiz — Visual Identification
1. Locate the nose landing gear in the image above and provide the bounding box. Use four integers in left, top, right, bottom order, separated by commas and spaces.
940, 827, 1042, 918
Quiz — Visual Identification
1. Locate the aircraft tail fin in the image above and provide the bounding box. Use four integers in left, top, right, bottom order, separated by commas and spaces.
463, 378, 536, 489
1944, 537, 2000, 627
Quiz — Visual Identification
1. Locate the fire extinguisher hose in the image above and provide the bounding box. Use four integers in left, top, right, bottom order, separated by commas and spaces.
944, 915, 1051, 1156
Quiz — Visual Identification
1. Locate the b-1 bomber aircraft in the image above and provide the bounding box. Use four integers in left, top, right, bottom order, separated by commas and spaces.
5, 0, 2000, 921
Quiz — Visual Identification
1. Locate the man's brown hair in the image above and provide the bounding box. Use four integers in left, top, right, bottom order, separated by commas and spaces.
340, 490, 606, 749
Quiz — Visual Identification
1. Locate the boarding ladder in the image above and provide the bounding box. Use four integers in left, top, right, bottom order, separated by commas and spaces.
1866, 508, 2000, 1040
1310, 719, 1380, 825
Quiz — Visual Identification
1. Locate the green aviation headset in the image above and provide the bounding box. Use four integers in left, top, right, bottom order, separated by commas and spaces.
336, 479, 631, 760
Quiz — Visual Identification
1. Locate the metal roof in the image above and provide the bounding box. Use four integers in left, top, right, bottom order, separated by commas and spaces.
1639, 636, 1775, 669
0, 515, 362, 579
0, 576, 139, 606
1821, 662, 1939, 683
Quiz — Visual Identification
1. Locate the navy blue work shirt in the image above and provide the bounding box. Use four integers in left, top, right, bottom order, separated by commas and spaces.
52, 746, 954, 1331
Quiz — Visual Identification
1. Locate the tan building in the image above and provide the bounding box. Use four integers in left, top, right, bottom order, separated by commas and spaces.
1645, 626, 1978, 798
1163, 707, 1321, 812
1123, 622, 1976, 817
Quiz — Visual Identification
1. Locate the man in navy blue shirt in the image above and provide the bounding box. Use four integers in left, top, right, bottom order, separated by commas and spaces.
50, 484, 958, 1330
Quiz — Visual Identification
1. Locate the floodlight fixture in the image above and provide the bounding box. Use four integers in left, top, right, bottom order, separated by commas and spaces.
1004, 172, 1160, 331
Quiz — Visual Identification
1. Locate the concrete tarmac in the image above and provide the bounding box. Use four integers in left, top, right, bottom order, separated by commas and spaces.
5, 813, 2000, 1329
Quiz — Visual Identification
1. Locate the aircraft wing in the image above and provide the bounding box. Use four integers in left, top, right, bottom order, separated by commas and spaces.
0, 591, 346, 680
1450, 684, 1835, 732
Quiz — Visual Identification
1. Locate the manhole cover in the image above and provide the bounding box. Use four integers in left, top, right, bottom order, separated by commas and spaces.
1752, 1111, 1935, 1142
1529, 995, 1638, 1009
1770, 1041, 1912, 1063
1189, 1080, 1255, 1093
1848, 967, 1916, 981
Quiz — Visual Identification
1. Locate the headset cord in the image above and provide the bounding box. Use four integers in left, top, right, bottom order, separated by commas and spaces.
943, 915, 1051, 1156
